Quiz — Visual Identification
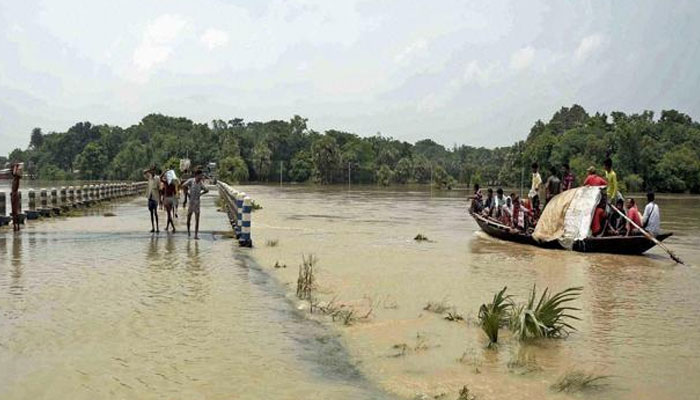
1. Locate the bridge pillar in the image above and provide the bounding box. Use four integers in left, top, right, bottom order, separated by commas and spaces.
0, 192, 6, 221
68, 186, 75, 205
60, 187, 67, 205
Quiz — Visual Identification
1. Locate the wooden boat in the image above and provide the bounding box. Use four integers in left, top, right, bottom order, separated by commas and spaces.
470, 211, 673, 255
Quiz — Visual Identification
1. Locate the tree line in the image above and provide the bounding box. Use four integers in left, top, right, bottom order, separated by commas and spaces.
4, 105, 700, 193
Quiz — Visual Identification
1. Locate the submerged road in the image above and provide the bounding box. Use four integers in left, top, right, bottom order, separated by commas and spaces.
0, 190, 392, 400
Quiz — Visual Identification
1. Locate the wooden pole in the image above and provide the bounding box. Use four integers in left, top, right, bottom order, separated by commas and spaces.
609, 204, 684, 265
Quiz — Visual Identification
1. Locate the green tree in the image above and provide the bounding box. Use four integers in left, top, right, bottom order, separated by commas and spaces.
30, 127, 44, 149
252, 141, 273, 181
394, 157, 413, 183
289, 150, 313, 182
75, 142, 107, 180
311, 136, 341, 184
376, 165, 393, 186
218, 156, 249, 183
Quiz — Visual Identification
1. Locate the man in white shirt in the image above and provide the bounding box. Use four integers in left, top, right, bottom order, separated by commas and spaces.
642, 191, 661, 236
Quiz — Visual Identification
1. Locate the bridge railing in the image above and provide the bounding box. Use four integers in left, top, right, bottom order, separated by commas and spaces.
0, 181, 148, 225
217, 181, 253, 247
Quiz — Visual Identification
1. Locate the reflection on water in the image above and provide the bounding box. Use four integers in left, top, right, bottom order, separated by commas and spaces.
0, 194, 389, 400
246, 184, 700, 400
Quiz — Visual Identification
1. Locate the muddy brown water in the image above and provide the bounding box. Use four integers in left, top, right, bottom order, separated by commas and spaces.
1, 183, 699, 399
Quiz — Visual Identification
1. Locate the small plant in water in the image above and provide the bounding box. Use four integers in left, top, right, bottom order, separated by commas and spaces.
457, 385, 477, 400
103, 212, 116, 217
414, 233, 429, 242
444, 310, 464, 322
296, 254, 317, 300
551, 370, 609, 393
477, 287, 512, 347
273, 260, 286, 269
266, 239, 279, 247
424, 299, 450, 314
510, 285, 582, 340
507, 348, 542, 375
251, 200, 263, 210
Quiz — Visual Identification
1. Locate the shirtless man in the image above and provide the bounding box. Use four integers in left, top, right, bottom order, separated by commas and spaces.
182, 170, 209, 239
10, 163, 22, 231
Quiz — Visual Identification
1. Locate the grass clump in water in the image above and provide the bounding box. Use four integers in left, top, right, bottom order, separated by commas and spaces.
551, 370, 610, 393
266, 239, 279, 247
444, 310, 464, 322
510, 285, 582, 340
273, 260, 286, 268
251, 200, 263, 210
457, 385, 477, 400
103, 212, 116, 217
296, 254, 317, 300
424, 299, 450, 314
477, 287, 512, 347
414, 233, 429, 242
507, 349, 542, 375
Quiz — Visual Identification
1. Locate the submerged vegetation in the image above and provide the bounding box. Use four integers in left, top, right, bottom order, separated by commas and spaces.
6, 106, 700, 192
477, 286, 582, 346
477, 287, 512, 347
296, 254, 317, 301
414, 233, 430, 242
551, 370, 610, 393
510, 286, 582, 340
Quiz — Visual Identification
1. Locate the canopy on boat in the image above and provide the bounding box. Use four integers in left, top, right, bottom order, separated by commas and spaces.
532, 186, 604, 249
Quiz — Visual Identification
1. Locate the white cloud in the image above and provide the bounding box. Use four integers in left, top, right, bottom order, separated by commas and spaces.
463, 60, 499, 87
394, 39, 428, 64
200, 28, 229, 50
132, 14, 189, 71
575, 34, 605, 62
510, 46, 535, 71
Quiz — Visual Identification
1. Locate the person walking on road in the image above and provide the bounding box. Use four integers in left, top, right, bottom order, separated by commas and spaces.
144, 167, 161, 233
182, 169, 209, 240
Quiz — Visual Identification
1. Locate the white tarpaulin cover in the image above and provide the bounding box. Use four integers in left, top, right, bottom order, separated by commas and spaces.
165, 169, 178, 184
532, 186, 603, 249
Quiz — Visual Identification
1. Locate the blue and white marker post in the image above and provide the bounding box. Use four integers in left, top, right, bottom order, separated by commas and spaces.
235, 192, 244, 238
240, 196, 253, 247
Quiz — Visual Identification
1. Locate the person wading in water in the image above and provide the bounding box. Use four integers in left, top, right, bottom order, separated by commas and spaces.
182, 169, 209, 240
10, 163, 22, 232
143, 167, 161, 233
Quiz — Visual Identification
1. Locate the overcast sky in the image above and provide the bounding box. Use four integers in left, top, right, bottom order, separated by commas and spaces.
1, 0, 699, 155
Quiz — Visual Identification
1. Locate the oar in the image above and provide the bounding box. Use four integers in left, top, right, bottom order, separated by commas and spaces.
609, 204, 685, 265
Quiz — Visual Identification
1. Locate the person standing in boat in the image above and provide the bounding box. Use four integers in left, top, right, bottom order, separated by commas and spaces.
603, 158, 619, 201
625, 197, 643, 236
529, 162, 542, 217
583, 166, 607, 186
642, 191, 661, 236
562, 163, 576, 191
544, 166, 562, 205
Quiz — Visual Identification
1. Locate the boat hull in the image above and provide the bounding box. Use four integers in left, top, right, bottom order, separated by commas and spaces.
470, 212, 672, 255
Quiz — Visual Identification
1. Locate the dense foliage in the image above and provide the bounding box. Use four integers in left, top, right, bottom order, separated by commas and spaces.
5, 105, 700, 192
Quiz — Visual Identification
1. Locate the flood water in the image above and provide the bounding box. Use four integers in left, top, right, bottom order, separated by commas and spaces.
1, 184, 699, 399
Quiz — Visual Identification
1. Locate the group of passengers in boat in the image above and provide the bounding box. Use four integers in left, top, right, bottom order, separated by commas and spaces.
470, 157, 662, 237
